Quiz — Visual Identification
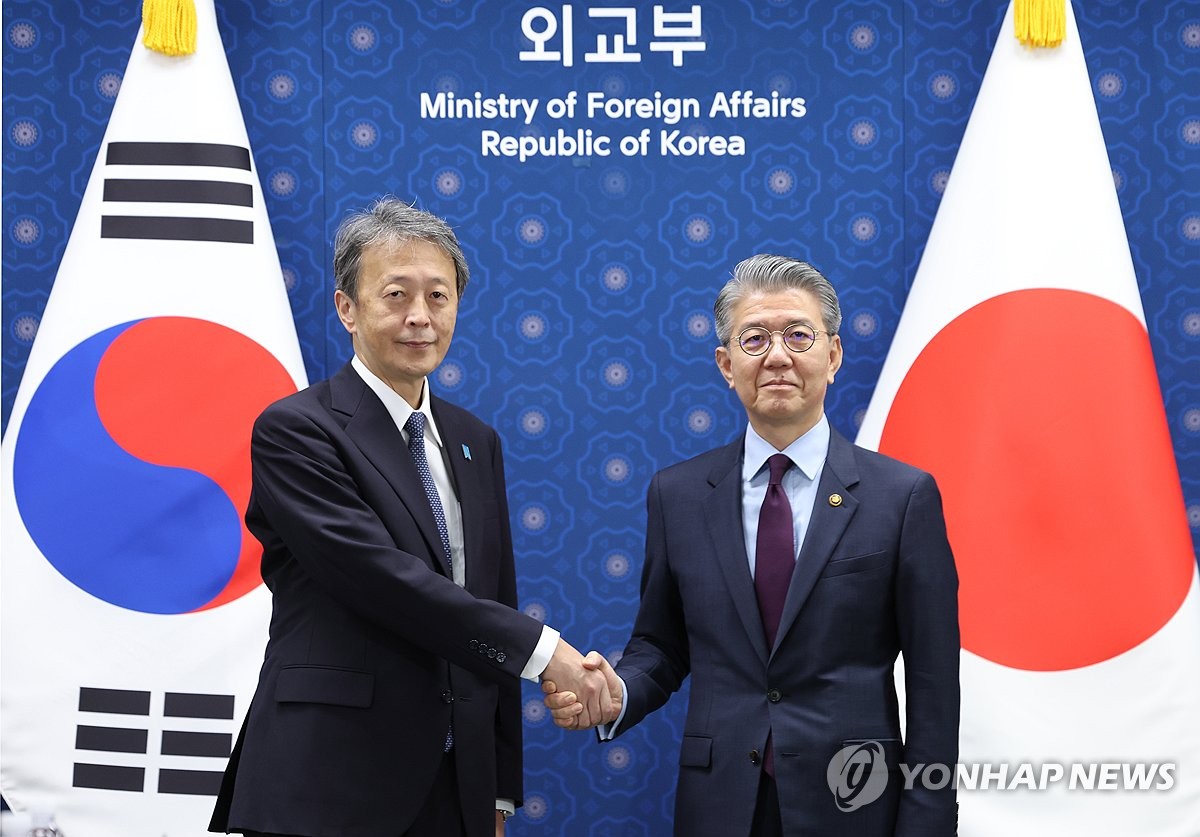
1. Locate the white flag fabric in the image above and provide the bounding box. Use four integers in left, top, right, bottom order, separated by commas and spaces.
857, 3, 1200, 836
0, 3, 306, 835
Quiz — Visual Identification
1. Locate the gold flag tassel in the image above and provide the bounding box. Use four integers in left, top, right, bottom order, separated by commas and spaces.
142, 0, 197, 56
1014, 0, 1066, 48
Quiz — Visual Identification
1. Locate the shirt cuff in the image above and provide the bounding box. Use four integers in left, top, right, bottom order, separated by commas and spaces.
521, 625, 560, 681
595, 671, 630, 740
496, 799, 515, 818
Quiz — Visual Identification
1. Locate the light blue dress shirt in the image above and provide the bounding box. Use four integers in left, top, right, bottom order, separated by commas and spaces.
740, 414, 831, 579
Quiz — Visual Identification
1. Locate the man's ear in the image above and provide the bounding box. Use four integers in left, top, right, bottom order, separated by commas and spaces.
715, 345, 735, 389
334, 289, 356, 335
827, 333, 843, 383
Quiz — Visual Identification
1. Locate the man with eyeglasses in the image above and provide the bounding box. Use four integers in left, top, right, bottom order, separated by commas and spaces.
543, 254, 960, 836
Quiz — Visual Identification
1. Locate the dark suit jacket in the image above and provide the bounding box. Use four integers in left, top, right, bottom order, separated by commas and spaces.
611, 428, 960, 836
209, 363, 544, 837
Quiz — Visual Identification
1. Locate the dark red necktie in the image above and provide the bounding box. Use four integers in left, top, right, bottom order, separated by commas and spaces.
754, 453, 794, 778
754, 453, 795, 648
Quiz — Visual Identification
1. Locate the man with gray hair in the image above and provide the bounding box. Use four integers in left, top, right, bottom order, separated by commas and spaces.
545, 254, 960, 836
210, 198, 611, 837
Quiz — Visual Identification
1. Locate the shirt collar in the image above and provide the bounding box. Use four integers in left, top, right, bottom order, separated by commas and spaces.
741, 414, 830, 483
350, 355, 443, 449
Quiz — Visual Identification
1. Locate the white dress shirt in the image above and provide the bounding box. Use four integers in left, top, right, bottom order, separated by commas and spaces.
350, 357, 559, 682
352, 356, 465, 584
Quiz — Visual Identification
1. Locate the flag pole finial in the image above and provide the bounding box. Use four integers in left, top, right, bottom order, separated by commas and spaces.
1013, 0, 1065, 48
142, 0, 197, 56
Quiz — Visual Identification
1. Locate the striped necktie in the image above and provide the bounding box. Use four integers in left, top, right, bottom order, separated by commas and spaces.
405, 410, 454, 751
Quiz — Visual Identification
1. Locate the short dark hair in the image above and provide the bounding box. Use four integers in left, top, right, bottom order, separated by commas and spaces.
713, 254, 841, 343
332, 197, 470, 301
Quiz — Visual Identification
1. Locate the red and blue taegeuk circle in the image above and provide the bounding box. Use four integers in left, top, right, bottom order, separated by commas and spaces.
13, 317, 297, 614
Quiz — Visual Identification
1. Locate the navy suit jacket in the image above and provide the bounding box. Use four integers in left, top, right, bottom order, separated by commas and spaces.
210, 363, 544, 837
612, 428, 960, 836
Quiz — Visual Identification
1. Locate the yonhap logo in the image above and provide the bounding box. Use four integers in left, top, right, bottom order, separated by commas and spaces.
826, 741, 889, 811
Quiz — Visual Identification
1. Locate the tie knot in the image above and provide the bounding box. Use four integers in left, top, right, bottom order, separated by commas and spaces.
405, 411, 426, 444
767, 453, 791, 485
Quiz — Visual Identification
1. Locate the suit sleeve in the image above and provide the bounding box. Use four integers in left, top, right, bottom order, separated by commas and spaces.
249, 400, 544, 687
489, 430, 524, 805
894, 471, 961, 836
609, 472, 692, 735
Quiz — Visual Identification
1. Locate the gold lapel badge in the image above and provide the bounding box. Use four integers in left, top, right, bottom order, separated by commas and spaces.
828, 493, 844, 507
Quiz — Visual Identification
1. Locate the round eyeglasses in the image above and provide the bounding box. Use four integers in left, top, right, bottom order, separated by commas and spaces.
735, 323, 828, 356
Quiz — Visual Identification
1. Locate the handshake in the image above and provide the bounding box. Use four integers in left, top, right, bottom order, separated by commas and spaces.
541, 639, 623, 730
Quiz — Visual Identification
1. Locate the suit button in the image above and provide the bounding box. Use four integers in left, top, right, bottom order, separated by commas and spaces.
478, 643, 489, 655
441, 691, 453, 704
767, 689, 782, 703
496, 652, 507, 663
469, 639, 479, 650
749, 750, 761, 766
487, 648, 497, 659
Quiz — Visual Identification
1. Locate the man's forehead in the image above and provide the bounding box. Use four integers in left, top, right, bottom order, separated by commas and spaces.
362, 239, 454, 275
733, 289, 822, 323
366, 236, 446, 259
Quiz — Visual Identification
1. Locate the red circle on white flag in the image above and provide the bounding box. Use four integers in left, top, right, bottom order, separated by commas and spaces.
880, 289, 1193, 671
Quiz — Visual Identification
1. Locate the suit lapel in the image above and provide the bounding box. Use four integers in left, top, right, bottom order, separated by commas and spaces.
772, 429, 861, 655
330, 364, 450, 579
703, 441, 771, 663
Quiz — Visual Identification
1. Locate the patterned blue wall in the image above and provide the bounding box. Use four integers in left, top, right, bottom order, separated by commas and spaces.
4, 1, 1198, 834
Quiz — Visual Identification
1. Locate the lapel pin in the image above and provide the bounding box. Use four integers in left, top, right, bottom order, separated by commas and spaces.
461, 443, 472, 461
828, 493, 843, 507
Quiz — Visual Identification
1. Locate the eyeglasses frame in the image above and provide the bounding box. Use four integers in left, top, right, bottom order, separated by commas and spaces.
733, 323, 831, 356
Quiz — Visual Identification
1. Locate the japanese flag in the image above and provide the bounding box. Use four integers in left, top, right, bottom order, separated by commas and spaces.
857, 3, 1200, 835
0, 2, 305, 835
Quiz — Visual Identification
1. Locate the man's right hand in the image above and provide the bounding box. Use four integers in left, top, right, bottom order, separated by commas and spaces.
541, 639, 616, 728
542, 650, 622, 730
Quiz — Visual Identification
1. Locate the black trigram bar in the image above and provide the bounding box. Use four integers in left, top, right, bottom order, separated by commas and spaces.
73, 762, 144, 792
75, 724, 148, 754
161, 730, 232, 758
158, 768, 224, 796
107, 142, 250, 170
79, 687, 150, 715
164, 692, 236, 720
103, 179, 253, 207
100, 215, 253, 244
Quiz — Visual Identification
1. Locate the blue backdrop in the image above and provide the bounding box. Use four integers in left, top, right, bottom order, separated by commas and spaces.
4, 2, 1198, 834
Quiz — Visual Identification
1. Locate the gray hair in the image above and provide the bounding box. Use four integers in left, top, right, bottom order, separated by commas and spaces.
333, 197, 470, 301
713, 254, 842, 344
